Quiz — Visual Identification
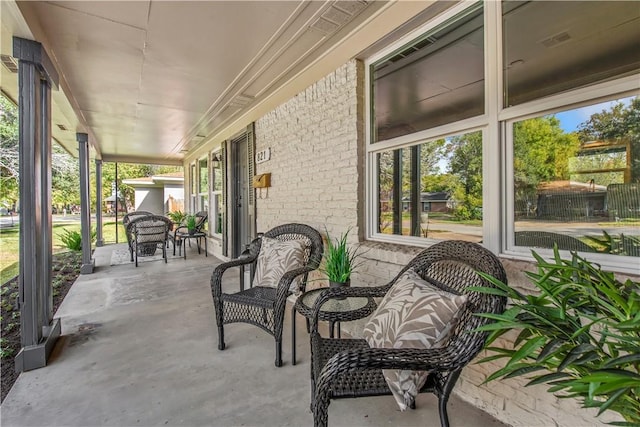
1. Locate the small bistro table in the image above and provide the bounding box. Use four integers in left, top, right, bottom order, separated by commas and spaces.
174, 230, 208, 259
291, 287, 376, 365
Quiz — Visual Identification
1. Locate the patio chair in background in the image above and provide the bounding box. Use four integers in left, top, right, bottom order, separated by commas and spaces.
310, 240, 508, 427
168, 210, 208, 255
123, 211, 154, 261
210, 223, 324, 367
128, 215, 172, 267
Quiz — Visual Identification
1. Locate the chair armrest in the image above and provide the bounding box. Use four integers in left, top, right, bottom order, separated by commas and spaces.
210, 256, 257, 297
309, 285, 388, 334
273, 266, 317, 303
313, 346, 458, 404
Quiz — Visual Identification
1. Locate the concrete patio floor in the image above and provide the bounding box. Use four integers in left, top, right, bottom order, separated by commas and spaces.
1, 243, 508, 427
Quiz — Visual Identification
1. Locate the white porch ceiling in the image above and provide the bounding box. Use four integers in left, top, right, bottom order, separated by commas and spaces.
1, 0, 438, 165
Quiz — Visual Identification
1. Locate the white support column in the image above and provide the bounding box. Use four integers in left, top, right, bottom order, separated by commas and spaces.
77, 133, 94, 274
95, 159, 104, 247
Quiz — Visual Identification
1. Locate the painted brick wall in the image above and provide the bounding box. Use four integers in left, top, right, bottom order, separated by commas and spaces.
253, 59, 620, 427
254, 60, 364, 245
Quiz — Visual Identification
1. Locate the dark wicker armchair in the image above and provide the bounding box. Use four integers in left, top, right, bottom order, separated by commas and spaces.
123, 211, 154, 261
310, 240, 507, 427
127, 215, 172, 267
169, 210, 208, 255
211, 223, 324, 367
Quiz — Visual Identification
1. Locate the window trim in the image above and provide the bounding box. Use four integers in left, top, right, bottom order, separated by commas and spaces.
364, 0, 640, 273
210, 148, 223, 238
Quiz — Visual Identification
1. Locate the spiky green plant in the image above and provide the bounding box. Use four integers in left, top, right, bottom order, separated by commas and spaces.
58, 228, 96, 251
473, 248, 640, 426
321, 228, 364, 284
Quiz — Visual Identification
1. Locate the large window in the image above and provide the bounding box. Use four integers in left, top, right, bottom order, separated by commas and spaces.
511, 97, 639, 258
198, 157, 209, 218
366, 1, 639, 272
211, 150, 223, 236
377, 131, 483, 242
370, 4, 484, 142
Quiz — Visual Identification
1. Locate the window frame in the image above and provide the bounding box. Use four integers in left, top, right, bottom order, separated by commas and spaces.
210, 148, 223, 238
364, 0, 640, 274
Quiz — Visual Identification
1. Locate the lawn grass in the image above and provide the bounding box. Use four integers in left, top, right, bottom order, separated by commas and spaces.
0, 220, 126, 284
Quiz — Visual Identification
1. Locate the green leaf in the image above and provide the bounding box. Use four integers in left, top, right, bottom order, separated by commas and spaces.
558, 343, 597, 371
603, 353, 640, 369
526, 372, 572, 386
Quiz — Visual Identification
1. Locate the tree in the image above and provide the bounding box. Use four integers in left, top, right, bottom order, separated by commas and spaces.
513, 116, 580, 192
577, 98, 640, 182
0, 95, 19, 208
447, 131, 483, 220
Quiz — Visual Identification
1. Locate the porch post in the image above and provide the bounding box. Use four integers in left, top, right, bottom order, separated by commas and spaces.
13, 36, 61, 372
77, 133, 94, 274
95, 159, 104, 247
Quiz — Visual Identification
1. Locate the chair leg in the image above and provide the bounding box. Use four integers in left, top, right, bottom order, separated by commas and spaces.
291, 305, 297, 366
438, 395, 450, 427
217, 326, 225, 350
275, 339, 283, 367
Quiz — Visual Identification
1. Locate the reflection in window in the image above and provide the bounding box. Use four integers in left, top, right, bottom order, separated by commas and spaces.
377, 131, 483, 242
503, 1, 640, 107
211, 150, 223, 235
371, 4, 484, 142
513, 97, 640, 257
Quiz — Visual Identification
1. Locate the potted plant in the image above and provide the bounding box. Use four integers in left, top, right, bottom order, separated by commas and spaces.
185, 214, 198, 235
473, 248, 640, 425
167, 210, 186, 227
321, 228, 364, 290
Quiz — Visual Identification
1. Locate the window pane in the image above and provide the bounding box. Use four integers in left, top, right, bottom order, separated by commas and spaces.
377, 130, 483, 242
199, 158, 208, 193
371, 5, 484, 142
503, 1, 640, 107
513, 96, 640, 257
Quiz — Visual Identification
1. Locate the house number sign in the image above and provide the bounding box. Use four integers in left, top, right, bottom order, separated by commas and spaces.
256, 148, 271, 164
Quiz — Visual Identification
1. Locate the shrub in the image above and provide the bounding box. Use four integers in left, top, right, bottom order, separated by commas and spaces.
474, 248, 640, 425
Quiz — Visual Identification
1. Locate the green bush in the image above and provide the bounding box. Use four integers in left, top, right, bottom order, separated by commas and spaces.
474, 248, 640, 425
59, 228, 96, 251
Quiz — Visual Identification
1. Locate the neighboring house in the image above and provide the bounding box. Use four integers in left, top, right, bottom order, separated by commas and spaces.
401, 192, 450, 213
122, 172, 184, 215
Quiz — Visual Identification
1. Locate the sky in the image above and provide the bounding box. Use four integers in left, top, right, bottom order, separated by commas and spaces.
554, 96, 634, 133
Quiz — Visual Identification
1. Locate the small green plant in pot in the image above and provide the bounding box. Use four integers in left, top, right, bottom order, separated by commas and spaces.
185, 214, 198, 235
473, 248, 640, 426
321, 228, 364, 290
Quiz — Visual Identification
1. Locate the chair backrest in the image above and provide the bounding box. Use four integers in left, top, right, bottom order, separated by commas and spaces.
262, 223, 323, 264
123, 211, 155, 244
393, 240, 507, 365
131, 215, 172, 244
123, 210, 154, 227
193, 211, 208, 232
515, 230, 595, 252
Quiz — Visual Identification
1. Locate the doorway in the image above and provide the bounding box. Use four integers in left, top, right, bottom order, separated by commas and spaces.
230, 129, 255, 258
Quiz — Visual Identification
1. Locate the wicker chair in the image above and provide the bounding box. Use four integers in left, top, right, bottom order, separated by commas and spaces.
211, 223, 324, 367
127, 215, 172, 267
168, 210, 208, 256
310, 240, 508, 427
515, 230, 595, 252
123, 211, 154, 261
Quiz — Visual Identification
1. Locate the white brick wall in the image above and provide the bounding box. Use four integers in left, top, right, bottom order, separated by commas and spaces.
253, 59, 621, 427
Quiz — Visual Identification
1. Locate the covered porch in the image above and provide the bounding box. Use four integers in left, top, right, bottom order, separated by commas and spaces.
1, 244, 504, 427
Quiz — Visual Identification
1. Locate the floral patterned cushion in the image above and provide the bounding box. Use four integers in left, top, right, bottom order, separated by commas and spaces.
362, 269, 468, 411
254, 236, 307, 293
